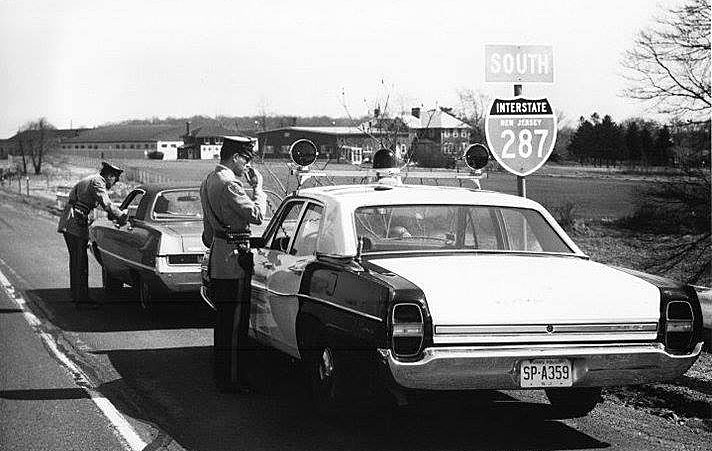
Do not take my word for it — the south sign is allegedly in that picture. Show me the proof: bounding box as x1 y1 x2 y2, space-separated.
485 98 558 177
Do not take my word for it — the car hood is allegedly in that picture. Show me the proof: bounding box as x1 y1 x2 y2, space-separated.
370 254 661 325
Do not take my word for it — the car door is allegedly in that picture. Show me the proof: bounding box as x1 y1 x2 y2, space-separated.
251 200 305 349
267 202 323 357
95 189 146 281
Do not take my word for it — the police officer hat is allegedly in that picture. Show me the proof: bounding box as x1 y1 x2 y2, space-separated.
221 136 255 161
101 161 124 177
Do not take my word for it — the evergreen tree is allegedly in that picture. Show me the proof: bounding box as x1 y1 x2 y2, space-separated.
639 126 654 165
598 115 624 164
654 125 673 166
625 122 642 162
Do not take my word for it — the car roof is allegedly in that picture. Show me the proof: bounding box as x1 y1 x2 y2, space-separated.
286 183 582 258
136 183 200 198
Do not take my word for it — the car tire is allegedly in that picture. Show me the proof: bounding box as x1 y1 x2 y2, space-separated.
307 337 348 416
133 275 152 310
545 387 602 418
102 267 123 297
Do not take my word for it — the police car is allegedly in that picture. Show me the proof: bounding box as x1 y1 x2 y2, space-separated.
201 140 704 417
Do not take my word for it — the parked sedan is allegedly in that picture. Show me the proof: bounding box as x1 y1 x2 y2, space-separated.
90 184 206 308
201 180 704 417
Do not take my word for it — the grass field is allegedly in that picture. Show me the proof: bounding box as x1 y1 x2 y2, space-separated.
80 157 653 221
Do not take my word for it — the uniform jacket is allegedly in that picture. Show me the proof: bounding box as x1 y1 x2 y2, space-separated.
57 173 125 240
201 164 267 279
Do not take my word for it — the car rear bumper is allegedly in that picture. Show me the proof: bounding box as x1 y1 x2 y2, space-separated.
378 341 703 390
155 258 201 292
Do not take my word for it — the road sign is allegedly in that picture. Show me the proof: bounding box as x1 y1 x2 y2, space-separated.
485 45 554 83
485 98 557 177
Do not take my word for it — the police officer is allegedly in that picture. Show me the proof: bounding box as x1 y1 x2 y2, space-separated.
57 162 128 307
200 136 266 392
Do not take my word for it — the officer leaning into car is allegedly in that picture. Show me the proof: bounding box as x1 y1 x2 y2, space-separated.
57 161 128 308
200 136 266 393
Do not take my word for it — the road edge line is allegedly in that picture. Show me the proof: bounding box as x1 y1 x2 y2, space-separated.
0 264 148 451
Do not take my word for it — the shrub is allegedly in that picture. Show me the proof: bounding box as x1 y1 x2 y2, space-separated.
147 151 164 160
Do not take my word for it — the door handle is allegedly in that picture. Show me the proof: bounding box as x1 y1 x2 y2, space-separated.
288 265 304 274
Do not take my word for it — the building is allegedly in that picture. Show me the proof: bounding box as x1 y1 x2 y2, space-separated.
60 125 184 159
179 124 255 160
404 107 473 158
257 126 410 163
1 128 86 159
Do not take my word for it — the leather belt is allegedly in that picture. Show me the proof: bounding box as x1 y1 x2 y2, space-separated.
214 230 250 246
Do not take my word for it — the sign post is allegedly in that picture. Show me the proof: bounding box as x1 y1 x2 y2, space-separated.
485 44 555 197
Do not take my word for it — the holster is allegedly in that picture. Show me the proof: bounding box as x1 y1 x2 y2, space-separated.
236 247 254 275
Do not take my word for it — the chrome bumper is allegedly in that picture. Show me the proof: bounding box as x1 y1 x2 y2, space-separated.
378 342 703 390
155 257 201 292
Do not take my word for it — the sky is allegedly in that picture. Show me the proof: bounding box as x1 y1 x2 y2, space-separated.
0 0 680 138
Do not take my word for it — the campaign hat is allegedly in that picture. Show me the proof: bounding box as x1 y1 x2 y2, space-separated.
101 161 124 176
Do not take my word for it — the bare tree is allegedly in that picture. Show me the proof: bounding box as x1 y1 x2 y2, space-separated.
621 0 711 284
622 0 710 122
16 118 56 175
454 87 489 142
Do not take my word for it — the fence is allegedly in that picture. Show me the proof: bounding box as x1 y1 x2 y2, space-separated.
55 152 171 184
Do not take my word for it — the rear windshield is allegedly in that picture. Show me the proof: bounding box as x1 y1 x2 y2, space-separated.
153 189 203 220
354 205 573 254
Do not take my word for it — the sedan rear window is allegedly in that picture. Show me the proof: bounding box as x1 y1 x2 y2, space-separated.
354 205 572 254
153 190 203 219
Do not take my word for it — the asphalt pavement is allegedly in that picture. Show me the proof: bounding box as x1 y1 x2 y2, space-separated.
0 190 710 451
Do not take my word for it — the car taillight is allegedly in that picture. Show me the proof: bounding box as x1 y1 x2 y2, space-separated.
664 300 694 352
391 303 424 358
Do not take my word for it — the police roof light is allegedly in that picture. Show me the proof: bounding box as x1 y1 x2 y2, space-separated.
289 139 318 167
464 143 490 171
372 148 398 170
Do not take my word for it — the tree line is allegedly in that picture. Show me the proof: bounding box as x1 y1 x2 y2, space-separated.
560 113 709 168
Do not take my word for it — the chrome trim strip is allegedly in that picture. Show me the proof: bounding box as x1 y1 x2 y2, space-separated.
432 332 658 344
435 323 658 335
363 249 586 259
97 247 156 272
299 293 383 322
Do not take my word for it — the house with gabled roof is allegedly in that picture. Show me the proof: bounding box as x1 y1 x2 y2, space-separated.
404 107 473 159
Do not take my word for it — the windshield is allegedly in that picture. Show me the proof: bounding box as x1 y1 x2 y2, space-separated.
153 189 203 220
354 204 573 254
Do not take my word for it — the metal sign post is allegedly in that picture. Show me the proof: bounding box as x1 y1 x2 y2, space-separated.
514 84 525 197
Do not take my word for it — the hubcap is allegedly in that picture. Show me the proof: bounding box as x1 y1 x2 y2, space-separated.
318 347 334 381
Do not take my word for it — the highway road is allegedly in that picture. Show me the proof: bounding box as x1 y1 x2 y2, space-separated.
1 191 710 451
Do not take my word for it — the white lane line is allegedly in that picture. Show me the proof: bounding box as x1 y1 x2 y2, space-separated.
0 264 148 451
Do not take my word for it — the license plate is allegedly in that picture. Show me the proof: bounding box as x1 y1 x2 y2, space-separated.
520 359 572 388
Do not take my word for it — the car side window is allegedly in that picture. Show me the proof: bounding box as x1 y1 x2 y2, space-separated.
269 201 305 252
291 204 323 257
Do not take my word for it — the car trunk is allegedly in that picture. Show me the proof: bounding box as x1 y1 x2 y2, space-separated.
162 222 205 253
371 254 661 344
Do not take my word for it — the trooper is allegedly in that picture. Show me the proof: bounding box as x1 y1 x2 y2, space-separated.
200 136 266 392
57 161 128 307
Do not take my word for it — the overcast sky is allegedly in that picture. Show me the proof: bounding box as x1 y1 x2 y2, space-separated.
0 0 678 138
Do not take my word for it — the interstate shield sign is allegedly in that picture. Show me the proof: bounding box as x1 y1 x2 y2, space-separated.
485 98 558 177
